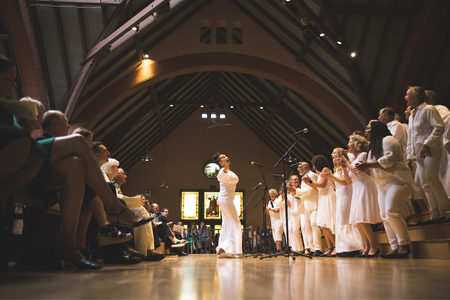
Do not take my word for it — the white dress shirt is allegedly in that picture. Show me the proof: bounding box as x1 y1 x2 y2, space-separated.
295 171 319 211
369 136 413 187
387 120 407 158
407 102 444 160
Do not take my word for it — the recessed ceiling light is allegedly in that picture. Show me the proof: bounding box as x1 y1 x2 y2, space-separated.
230 106 234 109
170 104 173 107
351 52 356 57
200 105 204 108
320 33 325 37
260 107 264 110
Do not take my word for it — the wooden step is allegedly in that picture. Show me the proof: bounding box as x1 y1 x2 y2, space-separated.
377 239 450 259
375 222 450 244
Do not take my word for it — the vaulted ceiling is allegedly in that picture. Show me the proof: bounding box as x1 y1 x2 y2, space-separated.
1 0 450 170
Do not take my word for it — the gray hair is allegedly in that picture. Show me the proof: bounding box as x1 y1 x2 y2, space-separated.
379 107 396 121
101 158 120 175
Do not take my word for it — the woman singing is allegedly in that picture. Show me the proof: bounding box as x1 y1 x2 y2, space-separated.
356 120 413 258
213 153 242 258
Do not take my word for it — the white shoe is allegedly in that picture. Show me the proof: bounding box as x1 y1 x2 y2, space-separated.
217 252 227 258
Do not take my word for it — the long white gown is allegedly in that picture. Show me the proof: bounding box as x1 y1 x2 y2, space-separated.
334 171 364 253
216 168 242 254
315 174 337 233
348 152 382 224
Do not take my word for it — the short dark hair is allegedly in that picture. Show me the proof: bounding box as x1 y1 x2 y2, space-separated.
311 155 330 172
161 208 168 213
380 107 396 121
213 153 221 163
73 127 93 139
92 141 104 154
0 55 14 73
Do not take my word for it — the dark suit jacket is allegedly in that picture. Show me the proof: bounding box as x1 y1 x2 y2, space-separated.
35 131 55 141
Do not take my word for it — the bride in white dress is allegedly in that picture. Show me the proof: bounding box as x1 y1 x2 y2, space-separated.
213 153 242 257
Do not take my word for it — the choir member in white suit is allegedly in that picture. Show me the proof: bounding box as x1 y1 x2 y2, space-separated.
213 153 242 257
292 163 322 256
265 189 283 252
356 120 413 258
405 86 450 223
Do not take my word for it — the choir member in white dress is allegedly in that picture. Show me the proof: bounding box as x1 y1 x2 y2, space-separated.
265 189 283 252
341 134 382 257
293 163 321 256
405 86 450 223
303 155 337 257
356 121 413 258
213 153 242 257
321 148 364 257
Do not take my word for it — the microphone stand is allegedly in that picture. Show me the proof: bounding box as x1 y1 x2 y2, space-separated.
246 175 279 258
260 134 312 260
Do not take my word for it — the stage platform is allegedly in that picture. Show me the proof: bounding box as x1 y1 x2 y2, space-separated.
1 254 449 299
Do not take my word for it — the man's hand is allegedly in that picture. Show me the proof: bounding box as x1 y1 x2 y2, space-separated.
420 145 431 159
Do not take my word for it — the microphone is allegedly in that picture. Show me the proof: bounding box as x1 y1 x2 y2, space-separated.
292 128 308 136
289 162 302 168
271 174 284 178
251 161 265 167
252 182 262 191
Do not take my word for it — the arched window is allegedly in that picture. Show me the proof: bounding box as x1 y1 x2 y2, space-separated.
232 28 242 44
216 27 227 44
201 26 211 44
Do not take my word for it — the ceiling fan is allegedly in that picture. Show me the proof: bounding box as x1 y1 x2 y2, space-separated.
207 118 232 129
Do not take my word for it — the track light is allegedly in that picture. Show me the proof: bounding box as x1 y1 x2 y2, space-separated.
320 32 325 37
337 36 343 45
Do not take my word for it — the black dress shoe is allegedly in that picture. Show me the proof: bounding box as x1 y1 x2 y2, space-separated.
125 247 146 259
342 250 360 257
380 252 397 259
421 219 437 226
104 252 142 264
437 217 450 224
365 249 380 258
313 250 323 257
178 251 188 256
395 249 411 258
145 251 165 261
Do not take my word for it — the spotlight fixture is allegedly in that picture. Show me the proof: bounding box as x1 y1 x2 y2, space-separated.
153 11 162 20
159 181 169 189
337 36 343 45
260 107 264 110
201 112 208 118
320 32 325 37
200 105 204 108
211 113 217 119
230 106 234 109
303 29 315 42
170 104 174 107
132 26 137 31
144 54 149 59
219 113 226 119
351 52 356 58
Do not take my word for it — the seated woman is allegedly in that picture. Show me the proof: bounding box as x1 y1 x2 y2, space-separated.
15 97 151 269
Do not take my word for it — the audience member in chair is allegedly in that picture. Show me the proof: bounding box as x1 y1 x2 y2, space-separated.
36 110 70 140
155 208 188 256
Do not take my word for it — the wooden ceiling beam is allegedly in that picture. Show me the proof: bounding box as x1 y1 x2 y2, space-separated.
259 86 287 140
30 5 55 109
293 0 373 120
296 39 312 65
355 0 373 66
150 85 168 139
77 6 88 58
54 6 72 88
331 7 416 16
62 0 133 117
101 4 108 29
82 0 168 64
224 72 273 103
30 0 123 5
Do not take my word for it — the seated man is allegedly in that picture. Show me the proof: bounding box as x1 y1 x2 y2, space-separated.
155 208 187 256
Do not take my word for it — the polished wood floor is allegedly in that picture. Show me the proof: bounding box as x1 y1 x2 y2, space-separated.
1 254 450 299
